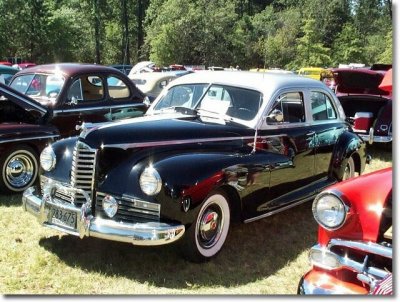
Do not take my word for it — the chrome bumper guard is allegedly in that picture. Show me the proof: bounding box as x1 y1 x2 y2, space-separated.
22 184 185 246
308 239 392 292
358 133 392 143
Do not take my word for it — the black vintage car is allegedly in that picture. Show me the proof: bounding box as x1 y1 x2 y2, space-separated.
9 63 148 137
0 83 59 193
22 71 369 262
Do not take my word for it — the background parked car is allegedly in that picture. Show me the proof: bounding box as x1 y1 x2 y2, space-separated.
0 65 18 85
22 71 368 263
0 83 59 193
298 67 327 80
9 63 148 137
326 68 392 144
129 72 179 102
298 167 392 295
109 64 133 75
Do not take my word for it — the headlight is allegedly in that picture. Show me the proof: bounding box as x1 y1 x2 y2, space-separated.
139 166 162 196
312 191 348 230
102 195 118 218
40 146 56 171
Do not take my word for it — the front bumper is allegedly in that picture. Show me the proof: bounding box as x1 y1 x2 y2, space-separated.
22 185 185 246
298 240 392 295
298 270 369 295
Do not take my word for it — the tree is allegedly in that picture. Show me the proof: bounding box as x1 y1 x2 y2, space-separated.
331 23 365 66
293 18 331 68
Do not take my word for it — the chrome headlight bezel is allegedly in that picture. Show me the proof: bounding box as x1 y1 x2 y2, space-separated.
312 190 349 230
139 166 162 196
40 146 56 171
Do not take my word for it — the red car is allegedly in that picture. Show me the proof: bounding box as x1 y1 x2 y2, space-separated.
298 167 392 294
322 68 392 144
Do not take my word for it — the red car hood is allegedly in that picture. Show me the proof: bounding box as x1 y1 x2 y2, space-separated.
331 68 391 97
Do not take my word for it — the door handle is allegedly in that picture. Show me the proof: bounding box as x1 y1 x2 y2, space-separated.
306 131 316 136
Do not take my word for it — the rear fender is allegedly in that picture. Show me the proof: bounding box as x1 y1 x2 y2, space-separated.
330 131 366 180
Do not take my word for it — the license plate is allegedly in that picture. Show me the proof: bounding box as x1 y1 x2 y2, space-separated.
49 206 77 229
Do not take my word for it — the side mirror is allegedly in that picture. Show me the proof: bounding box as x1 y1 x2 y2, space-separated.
267 109 284 123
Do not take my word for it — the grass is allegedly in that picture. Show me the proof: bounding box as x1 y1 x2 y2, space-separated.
0 144 392 295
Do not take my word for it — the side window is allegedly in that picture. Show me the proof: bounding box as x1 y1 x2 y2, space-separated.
68 76 104 103
107 76 130 99
267 92 305 124
311 91 337 121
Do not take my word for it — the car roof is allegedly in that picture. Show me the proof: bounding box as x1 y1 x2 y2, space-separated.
129 72 178 80
0 65 19 72
14 63 122 77
169 70 326 95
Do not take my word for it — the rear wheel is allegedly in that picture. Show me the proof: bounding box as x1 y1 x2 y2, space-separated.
0 146 38 193
342 156 355 181
181 191 230 262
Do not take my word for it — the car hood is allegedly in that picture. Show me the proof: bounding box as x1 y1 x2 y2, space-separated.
0 82 49 120
0 122 58 141
331 69 391 97
81 114 252 150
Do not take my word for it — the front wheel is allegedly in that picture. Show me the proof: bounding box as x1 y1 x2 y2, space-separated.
181 191 231 262
0 146 39 193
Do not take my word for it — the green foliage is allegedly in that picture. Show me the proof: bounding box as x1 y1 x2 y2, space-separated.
331 23 365 66
0 0 393 68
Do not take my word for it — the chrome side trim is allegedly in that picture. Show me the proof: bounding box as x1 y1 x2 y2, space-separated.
0 134 59 144
244 197 310 223
53 103 144 114
103 136 255 150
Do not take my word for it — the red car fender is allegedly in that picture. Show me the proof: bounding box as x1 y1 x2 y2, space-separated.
318 168 392 245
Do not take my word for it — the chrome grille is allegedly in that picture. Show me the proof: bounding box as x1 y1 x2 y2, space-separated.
71 141 97 206
96 192 160 223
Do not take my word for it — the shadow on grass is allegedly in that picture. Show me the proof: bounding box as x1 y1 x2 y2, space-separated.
0 193 22 207
39 202 317 289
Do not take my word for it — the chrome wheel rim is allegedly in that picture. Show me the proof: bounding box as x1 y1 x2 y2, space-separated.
5 154 35 188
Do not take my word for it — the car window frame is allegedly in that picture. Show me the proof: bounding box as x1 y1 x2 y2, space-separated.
261 89 308 130
106 74 132 101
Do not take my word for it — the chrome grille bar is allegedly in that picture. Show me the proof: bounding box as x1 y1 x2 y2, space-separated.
71 142 97 206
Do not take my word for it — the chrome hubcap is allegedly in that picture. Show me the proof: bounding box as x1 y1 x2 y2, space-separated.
198 208 222 248
5 154 34 188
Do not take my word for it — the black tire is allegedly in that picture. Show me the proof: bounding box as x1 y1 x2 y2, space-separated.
180 190 231 263
342 156 355 181
0 146 39 193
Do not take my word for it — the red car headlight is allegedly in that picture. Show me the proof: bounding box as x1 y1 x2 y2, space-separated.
312 191 349 230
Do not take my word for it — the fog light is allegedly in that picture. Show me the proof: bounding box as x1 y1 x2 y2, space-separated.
102 195 118 218
309 248 341 270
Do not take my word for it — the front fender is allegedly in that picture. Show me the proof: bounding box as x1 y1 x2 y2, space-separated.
330 131 367 180
100 150 289 225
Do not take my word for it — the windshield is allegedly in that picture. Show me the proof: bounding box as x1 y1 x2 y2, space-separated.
152 83 262 122
10 74 65 102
